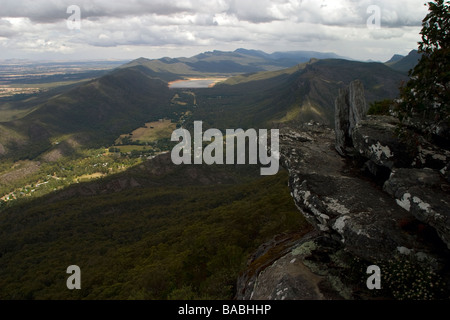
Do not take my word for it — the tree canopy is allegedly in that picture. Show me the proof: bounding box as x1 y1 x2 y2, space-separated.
399 0 449 122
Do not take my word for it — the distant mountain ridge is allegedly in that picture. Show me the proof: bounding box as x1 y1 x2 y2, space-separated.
385 54 405 64
234 48 344 61
385 50 422 74
122 49 345 79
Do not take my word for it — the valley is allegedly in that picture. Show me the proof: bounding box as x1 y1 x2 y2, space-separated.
0 51 409 204
0 48 423 300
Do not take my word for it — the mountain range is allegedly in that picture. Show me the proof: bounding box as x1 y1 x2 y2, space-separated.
121 48 344 79
0 48 416 162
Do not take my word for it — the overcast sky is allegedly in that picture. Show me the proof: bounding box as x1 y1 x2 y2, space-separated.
0 0 429 62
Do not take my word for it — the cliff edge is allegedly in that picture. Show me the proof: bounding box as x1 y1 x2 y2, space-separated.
236 80 450 300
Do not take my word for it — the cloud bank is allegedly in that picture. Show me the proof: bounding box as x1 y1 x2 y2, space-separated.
0 0 429 61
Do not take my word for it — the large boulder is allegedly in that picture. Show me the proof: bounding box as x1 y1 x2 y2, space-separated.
352 115 450 180
384 168 450 249
352 115 411 180
237 81 450 300
280 123 437 261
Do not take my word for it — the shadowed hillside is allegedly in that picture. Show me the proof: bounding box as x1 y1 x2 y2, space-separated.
193 59 408 129
0 155 310 300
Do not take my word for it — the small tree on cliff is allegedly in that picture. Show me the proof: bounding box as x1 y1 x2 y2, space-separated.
398 0 449 122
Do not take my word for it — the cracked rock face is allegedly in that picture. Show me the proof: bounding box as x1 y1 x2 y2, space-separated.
237 121 449 301
352 115 412 172
384 168 450 249
352 115 450 181
352 115 450 249
280 123 433 261
237 80 449 300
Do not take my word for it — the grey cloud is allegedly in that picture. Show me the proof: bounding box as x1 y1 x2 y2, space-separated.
0 0 426 28
0 0 429 62
0 0 232 23
0 0 198 22
225 0 284 23
0 0 71 23
0 19 16 37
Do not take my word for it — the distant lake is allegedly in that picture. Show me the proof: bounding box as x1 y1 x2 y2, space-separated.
168 78 226 89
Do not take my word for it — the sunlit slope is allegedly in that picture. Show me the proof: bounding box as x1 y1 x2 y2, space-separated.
193 59 408 129
2 67 173 159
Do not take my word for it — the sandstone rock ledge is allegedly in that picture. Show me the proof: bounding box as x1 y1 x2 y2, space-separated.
236 82 450 300
237 122 449 300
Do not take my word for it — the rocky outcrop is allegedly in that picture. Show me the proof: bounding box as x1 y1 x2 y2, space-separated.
335 80 367 156
352 116 409 170
236 82 450 300
237 121 450 300
351 117 450 248
280 123 430 260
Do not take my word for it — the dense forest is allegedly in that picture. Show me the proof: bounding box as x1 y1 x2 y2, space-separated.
0 162 310 299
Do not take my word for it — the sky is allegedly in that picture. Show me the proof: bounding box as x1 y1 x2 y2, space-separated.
0 0 430 62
